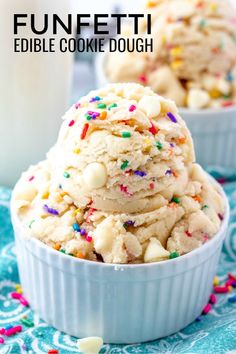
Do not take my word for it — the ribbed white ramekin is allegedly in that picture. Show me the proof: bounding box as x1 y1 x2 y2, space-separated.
11 177 229 344
180 107 236 169
95 51 236 169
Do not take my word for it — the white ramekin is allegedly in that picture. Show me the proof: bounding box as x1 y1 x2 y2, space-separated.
11 176 229 344
95 51 236 169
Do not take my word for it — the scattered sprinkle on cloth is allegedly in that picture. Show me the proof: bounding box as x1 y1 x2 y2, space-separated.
1 167 236 353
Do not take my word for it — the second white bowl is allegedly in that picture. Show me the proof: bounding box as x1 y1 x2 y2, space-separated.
95 51 236 169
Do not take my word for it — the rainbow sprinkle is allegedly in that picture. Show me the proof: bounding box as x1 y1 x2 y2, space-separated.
129 104 136 112
63 172 70 178
123 220 135 229
134 170 147 177
171 197 180 204
89 96 101 103
121 160 129 170
28 176 34 182
156 142 163 150
68 119 75 127
169 251 179 259
43 205 59 216
108 103 117 110
122 131 131 138
81 123 89 140
97 103 107 109
167 112 177 123
73 223 80 232
149 121 158 135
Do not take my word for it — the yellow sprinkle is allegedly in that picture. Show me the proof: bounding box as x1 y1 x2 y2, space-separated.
73 148 81 154
42 191 49 199
210 2 217 12
144 138 152 149
209 88 221 99
170 46 183 57
146 0 158 8
213 276 219 286
228 286 233 292
74 208 81 215
162 35 167 45
171 60 183 70
15 284 23 294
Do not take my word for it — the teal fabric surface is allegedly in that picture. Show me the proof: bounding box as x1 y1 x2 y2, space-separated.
0 171 236 353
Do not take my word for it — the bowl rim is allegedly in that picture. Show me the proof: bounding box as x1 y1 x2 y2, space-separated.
11 173 230 270
95 51 236 116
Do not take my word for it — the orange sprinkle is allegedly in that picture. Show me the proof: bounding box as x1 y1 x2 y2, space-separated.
177 137 186 144
53 244 61 251
60 191 68 197
169 202 178 208
193 195 202 203
100 111 107 120
168 148 174 157
173 171 179 178
75 252 85 259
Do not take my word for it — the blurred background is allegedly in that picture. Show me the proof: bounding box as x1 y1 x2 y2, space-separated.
0 0 144 187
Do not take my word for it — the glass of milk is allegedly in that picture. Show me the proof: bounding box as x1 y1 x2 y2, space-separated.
0 0 73 187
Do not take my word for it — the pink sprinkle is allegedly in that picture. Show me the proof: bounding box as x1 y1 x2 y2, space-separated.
228 273 236 282
129 105 136 112
28 176 34 182
75 102 81 109
185 231 192 237
149 121 158 135
69 119 75 127
0 329 5 335
149 182 155 190
209 294 217 304
202 303 212 315
217 178 226 185
214 286 229 293
138 74 147 84
203 235 209 243
11 292 21 299
19 296 29 307
225 279 233 287
120 184 133 197
0 337 4 344
85 235 93 243
5 326 22 336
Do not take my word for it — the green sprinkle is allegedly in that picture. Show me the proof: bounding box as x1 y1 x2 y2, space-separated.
121 160 129 170
169 251 179 259
171 197 180 204
63 171 70 178
60 249 66 253
122 132 131 138
156 142 163 150
108 103 117 110
29 220 35 229
97 103 107 109
21 318 34 327
85 114 91 121
202 205 209 210
199 18 207 28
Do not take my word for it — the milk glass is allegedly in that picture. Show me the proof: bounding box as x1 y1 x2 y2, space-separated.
0 0 73 187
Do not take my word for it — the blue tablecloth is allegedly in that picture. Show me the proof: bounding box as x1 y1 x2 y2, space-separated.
0 169 236 353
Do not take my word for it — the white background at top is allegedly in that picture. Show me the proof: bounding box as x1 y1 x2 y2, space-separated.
75 0 236 13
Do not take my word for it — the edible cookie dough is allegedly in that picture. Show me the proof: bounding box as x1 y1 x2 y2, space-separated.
13 83 225 264
106 0 236 109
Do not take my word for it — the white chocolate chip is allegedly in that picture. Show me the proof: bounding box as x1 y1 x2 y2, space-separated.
187 89 210 109
83 163 107 189
144 238 170 263
77 337 103 354
14 183 37 203
217 79 231 95
138 95 161 118
170 0 195 18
